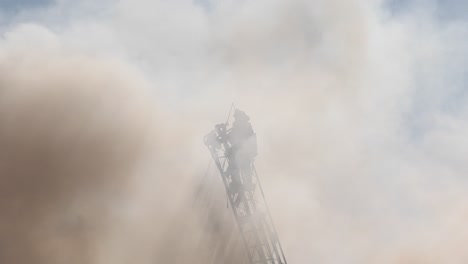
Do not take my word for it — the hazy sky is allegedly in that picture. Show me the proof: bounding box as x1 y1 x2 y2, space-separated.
0 0 53 10
2 0 468 15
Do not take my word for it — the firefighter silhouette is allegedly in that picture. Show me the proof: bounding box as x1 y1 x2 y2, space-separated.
226 109 257 207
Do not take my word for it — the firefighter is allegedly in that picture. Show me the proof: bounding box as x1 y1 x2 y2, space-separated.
227 109 257 207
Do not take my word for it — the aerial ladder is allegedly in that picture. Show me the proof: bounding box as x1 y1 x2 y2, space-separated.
204 106 288 264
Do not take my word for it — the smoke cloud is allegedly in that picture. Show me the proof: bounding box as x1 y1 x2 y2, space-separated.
1 0 468 263
0 27 159 263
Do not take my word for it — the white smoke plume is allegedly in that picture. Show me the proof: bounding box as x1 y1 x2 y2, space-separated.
1 0 468 263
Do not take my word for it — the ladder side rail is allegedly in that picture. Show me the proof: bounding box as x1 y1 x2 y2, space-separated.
257 217 278 263
260 214 283 263
253 166 288 264
245 201 276 263
245 176 283 263
238 196 269 263
207 147 254 264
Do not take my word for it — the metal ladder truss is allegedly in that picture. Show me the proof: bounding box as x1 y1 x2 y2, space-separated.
204 121 287 264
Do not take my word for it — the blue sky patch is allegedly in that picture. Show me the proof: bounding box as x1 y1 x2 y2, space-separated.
0 0 54 11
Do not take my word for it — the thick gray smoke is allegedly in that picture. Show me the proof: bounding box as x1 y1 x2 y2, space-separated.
1 0 468 263
0 43 159 263
0 23 235 264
